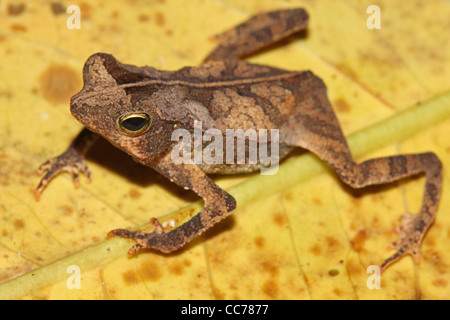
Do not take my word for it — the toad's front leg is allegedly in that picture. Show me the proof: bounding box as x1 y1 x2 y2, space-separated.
108 151 236 254
36 128 98 200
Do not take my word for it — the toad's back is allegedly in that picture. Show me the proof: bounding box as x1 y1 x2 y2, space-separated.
120 58 327 135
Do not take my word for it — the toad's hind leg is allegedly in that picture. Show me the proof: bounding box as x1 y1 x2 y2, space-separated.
109 151 236 255
284 73 442 272
204 8 309 62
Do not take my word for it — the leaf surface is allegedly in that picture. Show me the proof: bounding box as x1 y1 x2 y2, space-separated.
0 0 449 299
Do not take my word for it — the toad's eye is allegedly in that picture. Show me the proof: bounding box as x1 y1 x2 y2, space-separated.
116 113 152 136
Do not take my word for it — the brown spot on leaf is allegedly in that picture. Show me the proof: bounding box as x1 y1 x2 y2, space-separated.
284 192 293 201
432 278 447 288
262 279 279 298
140 261 162 281
138 14 149 22
333 98 351 113
309 243 322 255
0 89 12 99
59 205 73 216
110 10 119 19
423 250 443 271
346 259 362 275
39 65 81 104
254 236 265 248
128 188 142 199
10 24 27 32
168 262 184 276
351 229 367 252
326 236 341 251
328 269 339 277
122 270 138 285
272 212 287 227
78 2 91 20
332 288 342 296
183 258 191 267
261 259 279 277
51 2 65 15
215 287 224 300
155 11 165 26
13 219 24 230
8 3 25 15
424 234 436 247
229 284 238 293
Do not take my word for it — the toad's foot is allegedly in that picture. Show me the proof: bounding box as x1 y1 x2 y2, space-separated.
380 213 429 272
108 218 167 255
35 148 91 201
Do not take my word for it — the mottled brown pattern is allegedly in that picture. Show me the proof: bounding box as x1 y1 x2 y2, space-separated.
215 88 275 131
36 8 442 272
8 3 25 15
251 83 296 116
204 8 309 62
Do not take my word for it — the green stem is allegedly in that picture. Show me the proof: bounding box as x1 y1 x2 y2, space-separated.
1 91 449 299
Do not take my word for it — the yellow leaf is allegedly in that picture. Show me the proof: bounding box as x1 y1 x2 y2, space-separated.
0 0 449 299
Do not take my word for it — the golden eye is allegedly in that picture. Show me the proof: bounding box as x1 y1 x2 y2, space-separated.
116 113 152 136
